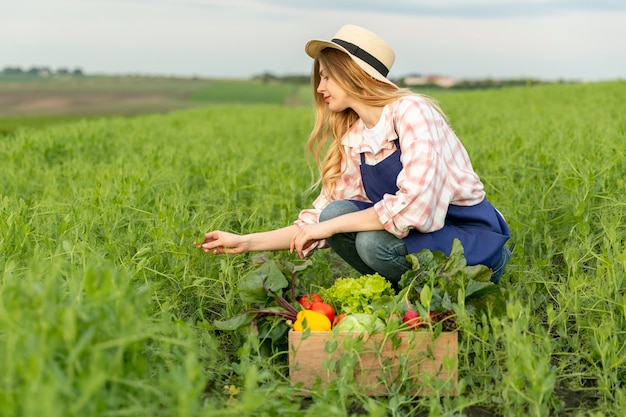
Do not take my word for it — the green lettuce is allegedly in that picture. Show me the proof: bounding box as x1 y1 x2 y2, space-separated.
321 273 395 315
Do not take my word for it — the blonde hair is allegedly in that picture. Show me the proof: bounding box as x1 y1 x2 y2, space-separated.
306 48 446 198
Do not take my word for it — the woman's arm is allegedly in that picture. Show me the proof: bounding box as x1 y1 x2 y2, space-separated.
197 207 384 258
195 224 301 254
374 96 483 237
290 207 383 258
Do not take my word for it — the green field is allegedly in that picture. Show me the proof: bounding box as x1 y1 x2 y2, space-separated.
1 78 626 416
0 76 311 134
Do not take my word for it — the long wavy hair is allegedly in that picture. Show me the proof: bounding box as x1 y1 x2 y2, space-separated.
306 48 445 198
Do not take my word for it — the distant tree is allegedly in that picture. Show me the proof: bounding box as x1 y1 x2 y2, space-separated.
252 71 278 84
24 66 52 76
1 65 87 77
280 74 310 85
392 78 407 88
2 66 24 75
250 73 310 85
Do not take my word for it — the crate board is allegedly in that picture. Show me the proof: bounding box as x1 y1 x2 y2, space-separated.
288 330 458 396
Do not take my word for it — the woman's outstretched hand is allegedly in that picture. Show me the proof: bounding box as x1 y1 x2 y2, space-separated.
194 231 247 255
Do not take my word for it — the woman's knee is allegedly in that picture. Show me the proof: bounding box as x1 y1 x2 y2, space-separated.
319 200 359 222
355 231 411 280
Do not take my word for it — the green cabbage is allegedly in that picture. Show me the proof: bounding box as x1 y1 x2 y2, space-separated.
321 273 394 315
334 313 386 333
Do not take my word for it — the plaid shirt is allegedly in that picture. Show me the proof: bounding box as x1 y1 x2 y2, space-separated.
297 95 485 240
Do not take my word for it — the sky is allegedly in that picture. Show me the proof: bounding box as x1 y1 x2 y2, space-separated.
2 0 625 82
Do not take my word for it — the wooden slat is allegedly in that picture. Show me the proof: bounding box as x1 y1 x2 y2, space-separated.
288 330 458 396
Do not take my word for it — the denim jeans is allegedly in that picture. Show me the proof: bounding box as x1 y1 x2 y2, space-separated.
320 200 510 286
320 200 411 288
489 244 512 284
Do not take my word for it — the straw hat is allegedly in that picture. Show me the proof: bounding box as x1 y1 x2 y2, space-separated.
305 24 396 86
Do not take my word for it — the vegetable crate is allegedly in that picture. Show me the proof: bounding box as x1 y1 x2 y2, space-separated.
288 330 458 396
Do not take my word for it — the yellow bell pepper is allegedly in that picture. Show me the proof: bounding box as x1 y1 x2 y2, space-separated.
293 310 331 332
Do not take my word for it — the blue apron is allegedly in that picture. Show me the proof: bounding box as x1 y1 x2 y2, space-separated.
351 140 510 270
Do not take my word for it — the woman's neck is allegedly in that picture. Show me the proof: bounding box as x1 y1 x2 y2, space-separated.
352 103 383 129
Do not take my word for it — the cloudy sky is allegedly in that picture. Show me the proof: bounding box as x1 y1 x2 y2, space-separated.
2 0 624 81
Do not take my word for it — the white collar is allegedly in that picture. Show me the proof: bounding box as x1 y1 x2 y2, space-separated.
342 102 397 153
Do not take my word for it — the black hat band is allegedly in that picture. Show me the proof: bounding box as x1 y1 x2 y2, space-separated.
331 38 389 77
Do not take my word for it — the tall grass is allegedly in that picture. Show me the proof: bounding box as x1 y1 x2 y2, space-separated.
0 81 625 416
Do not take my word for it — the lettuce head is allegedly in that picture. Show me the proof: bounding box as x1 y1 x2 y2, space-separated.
321 273 395 315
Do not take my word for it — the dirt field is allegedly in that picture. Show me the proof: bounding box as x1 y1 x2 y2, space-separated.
0 76 216 117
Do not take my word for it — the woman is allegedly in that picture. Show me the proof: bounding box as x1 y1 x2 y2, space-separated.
195 24 511 286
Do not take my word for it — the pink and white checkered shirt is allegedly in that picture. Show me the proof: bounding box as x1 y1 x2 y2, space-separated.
297 95 485 240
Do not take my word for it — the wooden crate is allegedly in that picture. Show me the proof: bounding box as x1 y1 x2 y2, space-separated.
288 330 458 396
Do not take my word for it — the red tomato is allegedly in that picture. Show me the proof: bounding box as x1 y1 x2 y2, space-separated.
333 313 346 327
310 301 335 323
298 294 323 310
